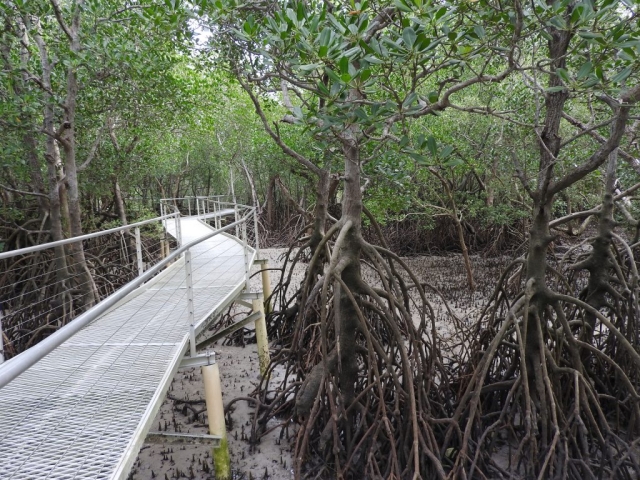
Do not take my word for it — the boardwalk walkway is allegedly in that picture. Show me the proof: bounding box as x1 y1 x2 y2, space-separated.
0 212 254 479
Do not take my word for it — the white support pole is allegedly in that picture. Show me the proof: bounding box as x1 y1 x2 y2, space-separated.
252 298 270 377
202 356 231 480
134 227 143 276
261 259 272 315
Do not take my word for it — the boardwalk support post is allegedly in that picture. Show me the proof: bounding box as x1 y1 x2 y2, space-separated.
202 354 231 480
134 227 143 276
252 298 270 377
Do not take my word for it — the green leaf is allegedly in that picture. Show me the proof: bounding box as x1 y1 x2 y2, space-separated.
299 63 323 72
409 152 428 164
393 0 413 13
555 68 570 82
434 6 447 20
548 15 567 30
440 145 454 159
339 56 349 74
578 31 603 40
426 136 437 156
297 2 304 21
403 92 417 109
354 108 368 120
612 66 632 84
319 27 332 46
576 61 593 80
402 27 417 49
324 67 342 83
581 77 599 88
443 157 464 168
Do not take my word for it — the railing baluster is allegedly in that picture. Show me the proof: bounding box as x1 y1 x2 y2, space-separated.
253 208 260 257
234 204 239 238
135 227 143 276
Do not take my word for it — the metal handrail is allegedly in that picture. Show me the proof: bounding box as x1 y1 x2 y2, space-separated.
0 213 253 390
0 212 179 261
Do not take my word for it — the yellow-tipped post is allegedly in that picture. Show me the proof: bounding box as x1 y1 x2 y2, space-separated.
252 298 270 377
202 361 231 480
260 260 273 314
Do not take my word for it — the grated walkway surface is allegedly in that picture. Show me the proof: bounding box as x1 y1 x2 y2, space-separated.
0 214 253 479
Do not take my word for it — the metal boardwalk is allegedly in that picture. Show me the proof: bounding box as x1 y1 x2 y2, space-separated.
0 213 254 479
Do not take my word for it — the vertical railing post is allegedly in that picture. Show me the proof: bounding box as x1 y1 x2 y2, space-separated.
135 227 143 276
175 212 182 248
185 249 196 354
213 197 219 230
217 196 222 230
174 210 179 245
0 308 5 364
234 204 239 238
241 221 250 290
253 208 260 258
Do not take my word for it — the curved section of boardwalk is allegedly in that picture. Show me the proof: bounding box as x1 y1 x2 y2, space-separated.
0 214 253 479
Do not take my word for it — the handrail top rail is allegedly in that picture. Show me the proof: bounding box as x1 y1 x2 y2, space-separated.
159 196 254 210
0 212 180 261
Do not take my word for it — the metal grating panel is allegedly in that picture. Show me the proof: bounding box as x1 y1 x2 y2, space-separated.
0 214 255 479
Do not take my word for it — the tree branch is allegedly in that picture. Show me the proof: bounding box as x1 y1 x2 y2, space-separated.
236 75 321 176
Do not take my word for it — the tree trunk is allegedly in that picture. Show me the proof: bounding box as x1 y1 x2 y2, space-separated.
266 175 276 227
59 14 97 309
